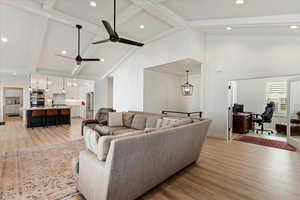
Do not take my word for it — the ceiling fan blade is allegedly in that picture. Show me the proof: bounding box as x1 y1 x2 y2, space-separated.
119 38 144 47
56 54 75 60
102 20 116 37
82 58 100 62
92 39 110 45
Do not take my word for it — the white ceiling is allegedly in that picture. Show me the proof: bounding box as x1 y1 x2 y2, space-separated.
1 0 300 79
163 0 300 21
147 59 202 76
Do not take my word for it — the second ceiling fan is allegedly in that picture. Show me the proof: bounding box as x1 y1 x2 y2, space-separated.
92 0 144 47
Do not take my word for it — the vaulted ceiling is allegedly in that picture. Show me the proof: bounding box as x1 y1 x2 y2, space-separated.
1 0 300 79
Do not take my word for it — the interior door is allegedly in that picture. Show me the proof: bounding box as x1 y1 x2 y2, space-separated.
287 77 300 150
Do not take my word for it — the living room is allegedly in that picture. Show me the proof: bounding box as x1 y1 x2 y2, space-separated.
1 0 300 200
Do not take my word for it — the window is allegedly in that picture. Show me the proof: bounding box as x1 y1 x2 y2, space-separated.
265 82 288 115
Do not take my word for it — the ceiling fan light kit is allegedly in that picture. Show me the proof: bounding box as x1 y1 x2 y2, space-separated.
92 0 144 47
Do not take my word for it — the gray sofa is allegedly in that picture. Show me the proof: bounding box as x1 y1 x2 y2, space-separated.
77 111 211 200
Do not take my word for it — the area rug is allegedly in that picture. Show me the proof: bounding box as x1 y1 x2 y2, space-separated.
0 139 85 200
234 136 296 152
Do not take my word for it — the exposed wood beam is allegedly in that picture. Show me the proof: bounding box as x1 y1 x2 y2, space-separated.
30 17 49 72
30 0 56 72
129 0 189 28
190 14 300 27
43 0 56 10
0 0 104 35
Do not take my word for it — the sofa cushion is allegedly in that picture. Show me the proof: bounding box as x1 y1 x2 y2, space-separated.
112 127 138 135
122 112 135 128
97 130 144 161
94 125 112 135
144 128 159 133
145 116 162 128
108 112 123 127
131 114 147 130
171 118 193 127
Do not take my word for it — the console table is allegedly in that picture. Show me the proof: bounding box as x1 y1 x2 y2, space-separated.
161 111 202 118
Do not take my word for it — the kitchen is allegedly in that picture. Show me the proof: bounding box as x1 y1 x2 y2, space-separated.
0 73 95 128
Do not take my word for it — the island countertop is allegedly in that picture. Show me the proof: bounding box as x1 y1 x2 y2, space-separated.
25 106 71 111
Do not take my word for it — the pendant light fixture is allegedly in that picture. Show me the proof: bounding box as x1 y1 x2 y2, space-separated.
181 70 194 96
62 78 65 93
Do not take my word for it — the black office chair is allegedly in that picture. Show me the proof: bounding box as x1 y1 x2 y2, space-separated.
252 102 275 135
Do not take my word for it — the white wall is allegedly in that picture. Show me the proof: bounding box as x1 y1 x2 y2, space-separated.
94 79 109 111
112 29 205 112
144 70 183 113
204 34 300 138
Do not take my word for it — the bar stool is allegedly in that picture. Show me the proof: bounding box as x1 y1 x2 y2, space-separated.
59 109 71 125
46 109 58 127
31 110 46 128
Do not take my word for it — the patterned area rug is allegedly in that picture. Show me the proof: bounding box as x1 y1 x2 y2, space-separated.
0 140 85 200
234 136 296 151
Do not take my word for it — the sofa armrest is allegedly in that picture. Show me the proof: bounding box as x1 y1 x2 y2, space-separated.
81 120 98 136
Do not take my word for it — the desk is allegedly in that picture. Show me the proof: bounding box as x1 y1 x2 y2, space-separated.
232 113 253 134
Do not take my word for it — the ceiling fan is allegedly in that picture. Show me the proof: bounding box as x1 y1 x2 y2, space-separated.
92 0 144 47
56 24 100 65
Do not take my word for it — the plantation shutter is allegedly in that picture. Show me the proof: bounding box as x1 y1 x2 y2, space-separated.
265 82 288 115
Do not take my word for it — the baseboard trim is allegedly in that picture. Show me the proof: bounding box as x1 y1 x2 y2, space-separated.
0 122 5 126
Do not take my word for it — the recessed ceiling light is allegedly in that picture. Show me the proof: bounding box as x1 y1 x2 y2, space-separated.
290 25 299 29
100 58 105 62
236 0 244 4
226 27 232 30
12 72 17 76
139 24 145 29
90 1 97 7
61 50 67 54
1 37 8 42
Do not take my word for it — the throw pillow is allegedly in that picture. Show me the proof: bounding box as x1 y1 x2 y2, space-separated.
145 116 162 128
122 112 135 127
172 118 193 127
131 114 148 130
97 130 144 161
108 112 123 127
155 119 163 128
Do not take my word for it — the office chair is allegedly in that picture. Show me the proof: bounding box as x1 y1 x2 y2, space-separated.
252 102 275 135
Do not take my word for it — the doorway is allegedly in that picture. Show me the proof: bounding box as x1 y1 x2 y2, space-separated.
227 76 292 142
3 87 23 121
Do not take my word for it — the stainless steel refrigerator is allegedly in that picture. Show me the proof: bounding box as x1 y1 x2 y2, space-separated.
86 92 94 119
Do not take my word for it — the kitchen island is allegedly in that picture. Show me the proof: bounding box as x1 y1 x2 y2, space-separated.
25 106 71 128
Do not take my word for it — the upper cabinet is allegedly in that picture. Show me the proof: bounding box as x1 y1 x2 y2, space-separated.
30 75 95 100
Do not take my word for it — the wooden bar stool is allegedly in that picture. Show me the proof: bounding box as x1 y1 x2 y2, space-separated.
31 110 46 128
59 109 71 125
46 109 58 127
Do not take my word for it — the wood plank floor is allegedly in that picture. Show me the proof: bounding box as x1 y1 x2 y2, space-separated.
1 117 300 200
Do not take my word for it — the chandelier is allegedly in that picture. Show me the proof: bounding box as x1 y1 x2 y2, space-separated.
181 70 194 96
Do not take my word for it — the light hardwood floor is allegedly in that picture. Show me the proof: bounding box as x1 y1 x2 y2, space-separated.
1 117 300 200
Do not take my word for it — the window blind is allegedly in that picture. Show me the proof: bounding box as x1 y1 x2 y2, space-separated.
265 82 287 115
